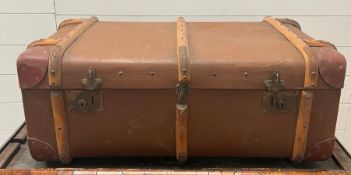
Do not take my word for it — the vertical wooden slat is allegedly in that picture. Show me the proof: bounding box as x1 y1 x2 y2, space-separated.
264 16 319 162
47 17 99 164
292 90 314 162
50 90 71 163
176 17 191 83
175 104 188 162
175 17 190 162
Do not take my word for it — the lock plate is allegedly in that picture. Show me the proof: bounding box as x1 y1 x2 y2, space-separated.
66 90 103 112
262 91 299 113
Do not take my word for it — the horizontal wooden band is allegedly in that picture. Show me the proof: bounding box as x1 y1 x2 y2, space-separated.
263 16 318 88
49 16 99 88
50 90 72 163
291 90 314 163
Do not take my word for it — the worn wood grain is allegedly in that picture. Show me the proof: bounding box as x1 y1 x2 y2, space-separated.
0 143 20 168
292 90 314 162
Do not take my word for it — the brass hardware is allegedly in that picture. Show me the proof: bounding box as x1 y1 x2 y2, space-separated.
176 83 190 105
263 70 298 112
68 67 104 112
81 67 103 90
66 90 103 112
264 70 284 92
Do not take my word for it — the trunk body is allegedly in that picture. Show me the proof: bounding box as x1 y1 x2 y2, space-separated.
17 17 346 162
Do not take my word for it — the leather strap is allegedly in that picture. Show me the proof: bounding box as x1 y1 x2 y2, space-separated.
175 17 191 162
263 16 327 163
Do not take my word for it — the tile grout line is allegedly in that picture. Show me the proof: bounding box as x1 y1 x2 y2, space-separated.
53 0 58 30
54 14 351 17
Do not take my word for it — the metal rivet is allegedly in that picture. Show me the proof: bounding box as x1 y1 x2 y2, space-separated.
150 71 155 76
212 72 217 77
118 71 123 76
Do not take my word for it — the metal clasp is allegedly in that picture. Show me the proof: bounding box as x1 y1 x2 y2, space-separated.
81 67 103 90
263 70 298 113
264 70 284 92
66 67 103 112
176 82 190 105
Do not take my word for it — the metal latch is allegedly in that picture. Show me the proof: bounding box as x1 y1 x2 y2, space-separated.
81 67 103 90
176 82 190 105
66 68 103 112
262 70 298 113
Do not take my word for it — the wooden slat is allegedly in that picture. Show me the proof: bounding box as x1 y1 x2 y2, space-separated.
48 16 98 88
0 142 20 168
176 17 191 83
175 17 190 162
50 91 71 164
56 15 351 47
264 16 317 88
292 90 314 162
333 141 351 171
175 104 188 162
12 124 27 144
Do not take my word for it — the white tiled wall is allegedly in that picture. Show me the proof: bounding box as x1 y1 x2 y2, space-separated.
0 0 350 152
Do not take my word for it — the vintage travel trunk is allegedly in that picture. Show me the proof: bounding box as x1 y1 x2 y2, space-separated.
17 16 346 163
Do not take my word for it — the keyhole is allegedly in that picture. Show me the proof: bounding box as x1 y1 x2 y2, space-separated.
277 99 286 109
77 99 87 108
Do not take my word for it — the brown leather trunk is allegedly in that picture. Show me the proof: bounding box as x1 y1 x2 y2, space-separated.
16 16 346 163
